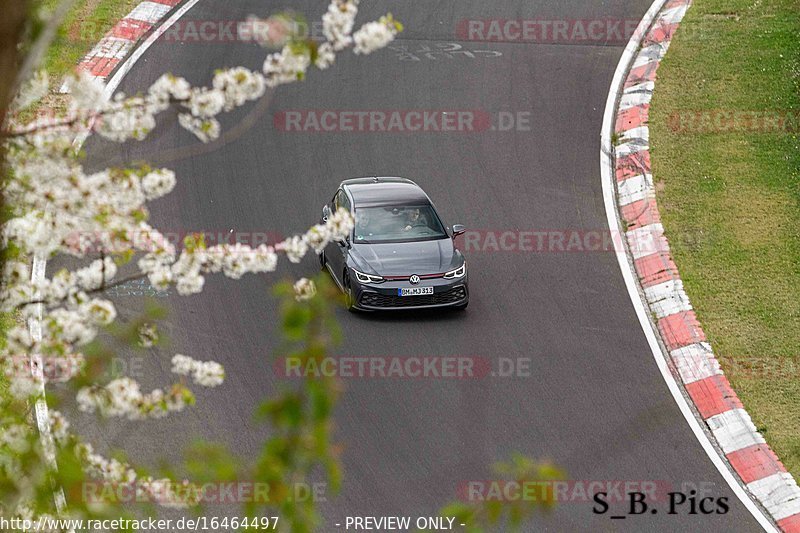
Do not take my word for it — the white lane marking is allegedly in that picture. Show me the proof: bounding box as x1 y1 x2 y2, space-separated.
670 343 722 384
28 256 67 513
747 474 800 521
600 0 776 530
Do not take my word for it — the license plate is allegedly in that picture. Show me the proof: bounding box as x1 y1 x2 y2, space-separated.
398 287 433 296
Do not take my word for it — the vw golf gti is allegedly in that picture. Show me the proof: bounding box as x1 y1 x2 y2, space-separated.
320 177 468 311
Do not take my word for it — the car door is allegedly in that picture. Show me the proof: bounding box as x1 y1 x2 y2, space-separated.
323 188 350 287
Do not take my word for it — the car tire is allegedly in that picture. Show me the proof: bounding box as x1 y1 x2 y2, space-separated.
319 250 326 270
454 300 468 311
343 271 357 312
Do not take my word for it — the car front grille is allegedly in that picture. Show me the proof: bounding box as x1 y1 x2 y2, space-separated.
360 286 467 308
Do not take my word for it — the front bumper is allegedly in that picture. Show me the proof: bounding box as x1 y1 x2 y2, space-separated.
352 275 468 311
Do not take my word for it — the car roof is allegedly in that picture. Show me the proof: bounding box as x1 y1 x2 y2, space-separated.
341 177 431 208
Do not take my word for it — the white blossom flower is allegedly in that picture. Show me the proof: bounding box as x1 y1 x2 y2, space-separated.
11 70 49 110
263 46 311 88
212 67 266 111
141 169 177 200
148 73 192 103
81 299 117 325
304 224 330 253
315 42 336 69
293 278 317 301
0 424 32 454
0 2 401 512
171 354 224 387
66 70 108 113
278 235 308 263
178 113 221 142
353 16 400 55
175 270 205 295
193 361 225 387
48 410 70 443
187 87 225 118
138 323 159 348
322 0 359 51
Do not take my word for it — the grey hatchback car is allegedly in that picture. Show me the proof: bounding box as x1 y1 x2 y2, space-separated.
320 177 468 311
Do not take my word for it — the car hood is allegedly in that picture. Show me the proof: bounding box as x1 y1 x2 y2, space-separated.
349 239 462 276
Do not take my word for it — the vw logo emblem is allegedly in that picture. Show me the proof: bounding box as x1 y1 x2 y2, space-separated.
409 274 421 285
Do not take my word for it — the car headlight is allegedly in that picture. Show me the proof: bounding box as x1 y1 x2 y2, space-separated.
443 262 466 279
353 269 385 284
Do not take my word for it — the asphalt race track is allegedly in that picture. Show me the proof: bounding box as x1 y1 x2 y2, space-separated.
68 0 764 530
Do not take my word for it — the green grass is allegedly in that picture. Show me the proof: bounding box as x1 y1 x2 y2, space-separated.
650 0 800 481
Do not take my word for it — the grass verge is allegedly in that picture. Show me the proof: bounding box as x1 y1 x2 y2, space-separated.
650 0 800 480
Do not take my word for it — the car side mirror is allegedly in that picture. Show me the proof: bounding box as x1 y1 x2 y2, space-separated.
452 224 466 238
322 204 330 222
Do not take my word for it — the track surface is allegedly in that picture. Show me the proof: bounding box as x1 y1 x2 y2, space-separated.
69 0 763 530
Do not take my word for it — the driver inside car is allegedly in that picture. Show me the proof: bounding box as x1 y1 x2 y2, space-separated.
402 207 429 232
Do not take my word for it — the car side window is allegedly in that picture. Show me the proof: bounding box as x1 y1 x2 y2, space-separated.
334 189 351 212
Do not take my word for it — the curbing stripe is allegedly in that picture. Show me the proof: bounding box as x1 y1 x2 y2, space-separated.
748 474 800 522
616 150 652 181
87 36 134 59
635 251 679 287
643 279 693 318
657 310 706 350
62 0 184 89
616 103 650 131
669 342 721 384
626 223 668 260
730 445 789 485
685 374 744 419
625 61 660 88
111 18 154 41
607 0 800 528
708 409 766 455
778 513 800 532
600 0 779 528
620 197 660 229
631 44 666 68
127 1 173 24
617 172 654 205
619 81 655 110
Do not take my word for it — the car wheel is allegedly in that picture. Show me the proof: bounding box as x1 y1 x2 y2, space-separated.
343 271 357 312
454 300 468 311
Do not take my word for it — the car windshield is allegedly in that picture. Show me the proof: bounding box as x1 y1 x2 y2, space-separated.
353 205 447 243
